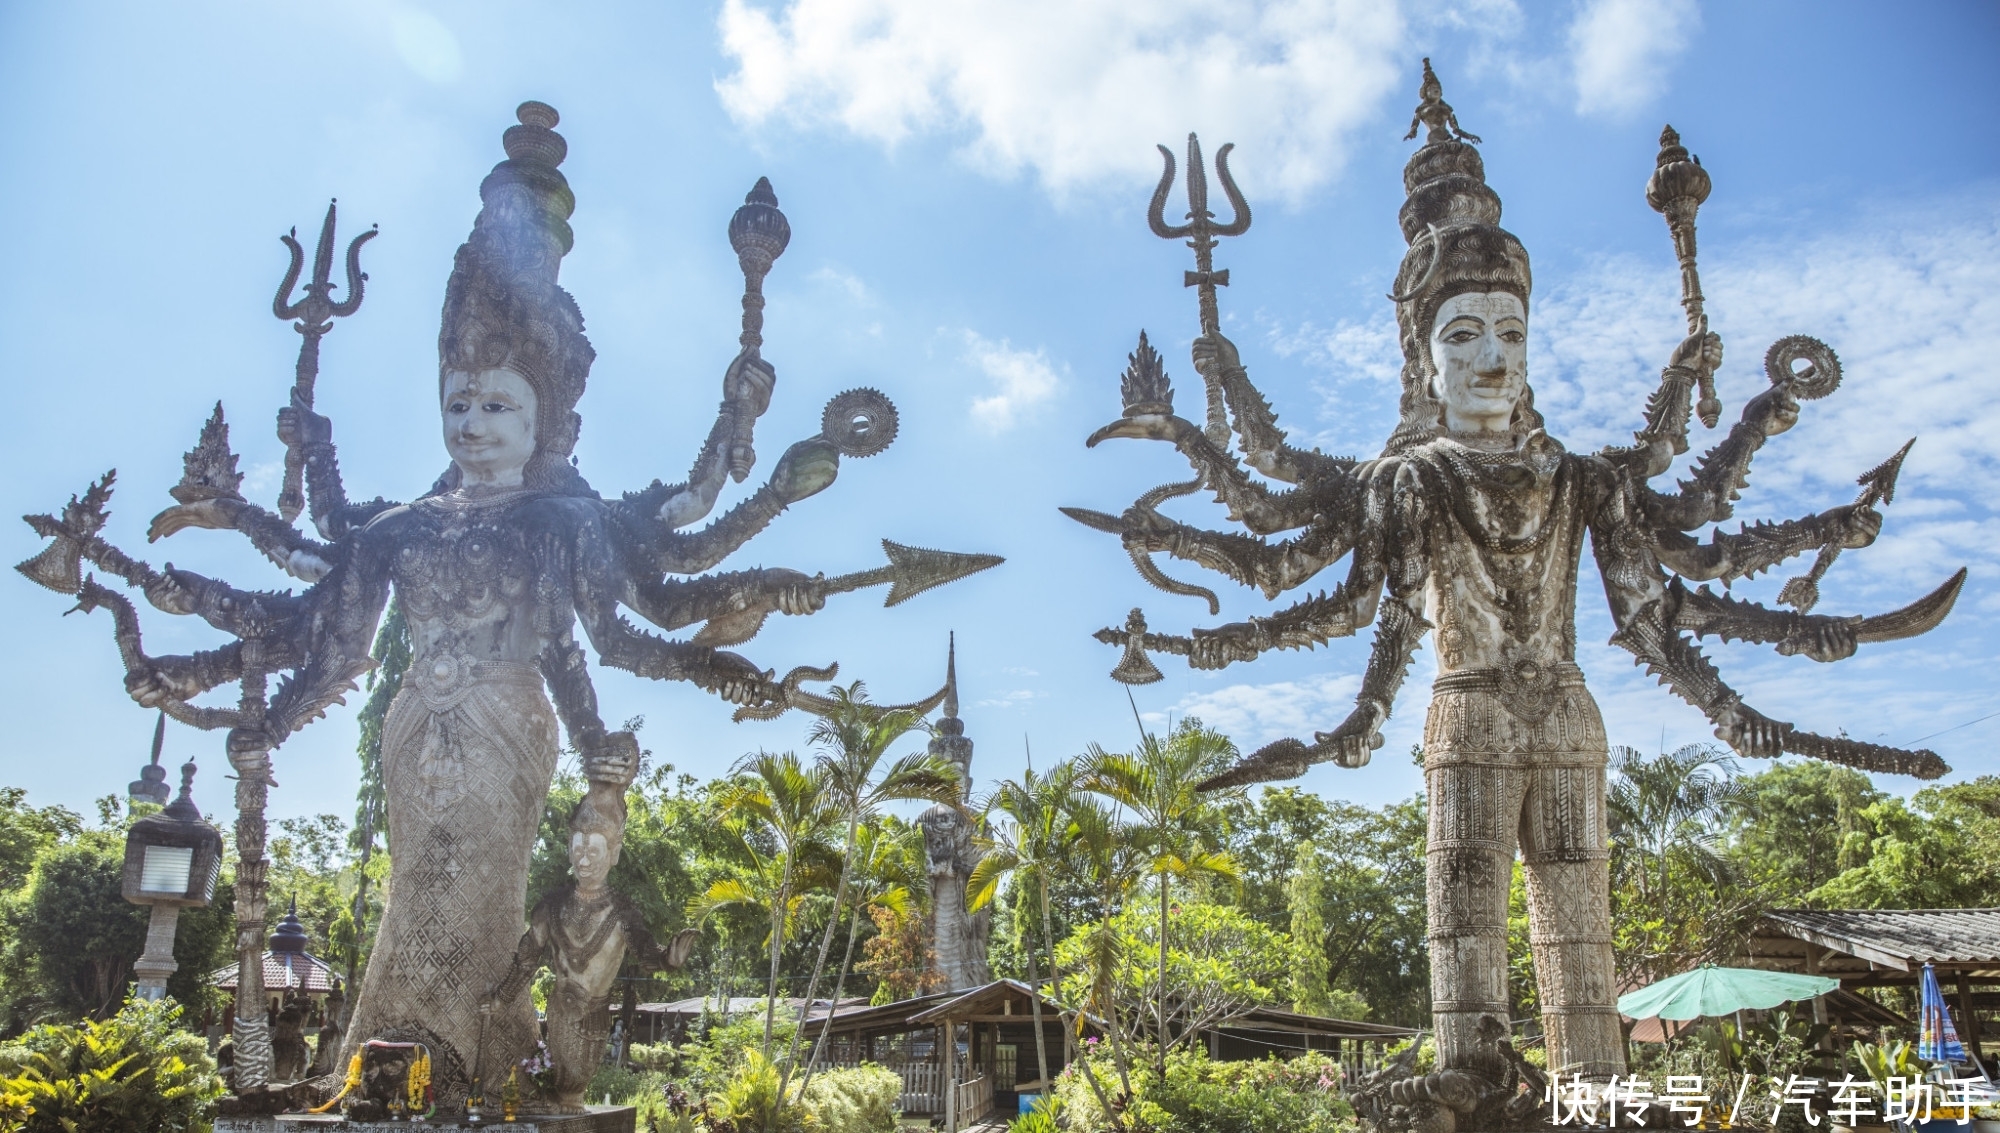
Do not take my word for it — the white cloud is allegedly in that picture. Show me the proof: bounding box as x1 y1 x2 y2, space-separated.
810 265 873 304
715 0 1408 200
963 330 1062 432
1169 671 1364 752
1567 0 1699 118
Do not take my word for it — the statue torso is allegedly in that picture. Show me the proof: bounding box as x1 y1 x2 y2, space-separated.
1400 433 1599 676
368 490 597 672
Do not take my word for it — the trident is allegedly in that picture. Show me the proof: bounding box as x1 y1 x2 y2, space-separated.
1148 134 1251 448
272 200 376 522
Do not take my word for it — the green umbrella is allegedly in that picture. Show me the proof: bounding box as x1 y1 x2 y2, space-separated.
1618 965 1840 1021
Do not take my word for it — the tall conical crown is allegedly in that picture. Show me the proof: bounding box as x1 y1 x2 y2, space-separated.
436 101 597 495
1383 60 1539 454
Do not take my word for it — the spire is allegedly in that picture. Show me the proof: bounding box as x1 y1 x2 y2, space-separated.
128 712 172 807
943 631 959 720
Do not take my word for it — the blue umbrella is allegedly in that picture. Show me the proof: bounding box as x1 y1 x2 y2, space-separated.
1918 962 1965 1063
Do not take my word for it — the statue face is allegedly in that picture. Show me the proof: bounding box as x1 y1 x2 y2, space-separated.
1430 291 1527 434
442 368 538 487
569 830 615 890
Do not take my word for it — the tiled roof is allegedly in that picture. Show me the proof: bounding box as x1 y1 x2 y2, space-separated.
1760 908 2000 968
210 951 341 994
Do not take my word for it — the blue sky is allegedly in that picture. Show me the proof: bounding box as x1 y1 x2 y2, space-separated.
2 1 1995 828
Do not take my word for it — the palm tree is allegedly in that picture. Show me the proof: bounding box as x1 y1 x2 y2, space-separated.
1059 793 1147 1118
1077 722 1241 1076
780 683 959 1093
968 763 1075 1092
1607 743 1740 908
800 815 926 1087
709 751 841 1055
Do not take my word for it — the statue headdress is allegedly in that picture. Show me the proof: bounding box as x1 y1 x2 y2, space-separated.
570 783 627 857
435 100 597 495
1384 59 1539 454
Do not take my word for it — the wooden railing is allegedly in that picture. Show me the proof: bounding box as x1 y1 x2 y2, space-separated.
822 1058 940 1113
951 1073 994 1129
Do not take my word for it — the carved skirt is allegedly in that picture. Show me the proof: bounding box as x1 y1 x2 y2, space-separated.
343 659 558 1101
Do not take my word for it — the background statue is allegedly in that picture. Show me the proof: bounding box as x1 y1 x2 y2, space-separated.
488 783 700 1113
16 101 997 1102
918 637 991 991
1066 60 1960 1116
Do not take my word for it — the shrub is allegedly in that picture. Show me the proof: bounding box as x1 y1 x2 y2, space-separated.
0 996 224 1133
1052 1045 1356 1133
705 1049 806 1133
802 1063 900 1133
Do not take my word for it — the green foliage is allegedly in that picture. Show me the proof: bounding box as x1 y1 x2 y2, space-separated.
1052 1046 1356 1133
1807 777 2000 909
664 1007 800 1099
1215 788 1429 1027
1054 901 1287 1051
1726 759 1883 898
0 791 82 895
10 834 147 1021
0 996 223 1133
1007 1094 1063 1133
800 1063 900 1133
1286 841 1332 1016
705 1048 807 1133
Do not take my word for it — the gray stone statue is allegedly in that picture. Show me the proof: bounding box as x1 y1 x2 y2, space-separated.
16 101 998 1101
1066 59 1962 1123
919 638 991 992
489 783 699 1113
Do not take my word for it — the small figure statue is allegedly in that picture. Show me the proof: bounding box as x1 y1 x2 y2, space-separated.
269 990 311 1082
307 984 345 1078
488 784 699 1113
918 638 991 991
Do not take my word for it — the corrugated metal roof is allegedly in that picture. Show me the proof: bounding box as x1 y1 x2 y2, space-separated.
210 951 341 994
1762 909 2000 968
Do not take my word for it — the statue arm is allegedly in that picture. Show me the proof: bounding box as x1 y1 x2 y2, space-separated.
1649 504 1881 584
618 435 843 575
1634 377 1802 532
488 920 548 1009
649 353 778 532
261 534 393 740
538 635 642 787
1592 473 1947 778
620 568 825 646
1193 333 1358 488
1598 329 1720 480
1083 487 1362 600
1084 409 1322 536
569 514 780 709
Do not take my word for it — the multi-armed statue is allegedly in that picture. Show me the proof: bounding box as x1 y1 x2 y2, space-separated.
17 102 998 1105
1067 60 1961 1117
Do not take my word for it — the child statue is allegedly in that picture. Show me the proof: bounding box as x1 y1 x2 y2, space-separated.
488 783 699 1113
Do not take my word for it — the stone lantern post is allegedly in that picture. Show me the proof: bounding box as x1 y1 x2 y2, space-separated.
121 716 223 1001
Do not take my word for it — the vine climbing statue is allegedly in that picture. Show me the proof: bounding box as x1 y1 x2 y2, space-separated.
1065 59 1961 1119
16 102 999 1107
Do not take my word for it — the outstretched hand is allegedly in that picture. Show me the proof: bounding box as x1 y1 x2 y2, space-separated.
1669 328 1723 375
698 649 777 707
1314 702 1387 769
769 438 840 505
1714 701 1792 758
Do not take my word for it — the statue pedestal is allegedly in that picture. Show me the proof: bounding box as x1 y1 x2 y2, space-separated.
215 1107 636 1133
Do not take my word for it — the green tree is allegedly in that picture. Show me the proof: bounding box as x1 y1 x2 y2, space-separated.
1053 902 1288 1056
1077 719 1241 1076
704 752 840 1056
787 684 954 1093
12 835 147 1021
342 596 407 1004
969 761 1081 1092
0 790 82 895
1808 778 2000 910
1286 841 1333 1016
1725 760 1884 899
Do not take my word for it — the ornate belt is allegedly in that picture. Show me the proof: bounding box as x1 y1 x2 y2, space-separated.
408 653 544 711
1433 659 1583 723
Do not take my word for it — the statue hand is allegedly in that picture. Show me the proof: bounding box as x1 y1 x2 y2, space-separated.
1713 702 1791 758
1670 329 1723 375
763 568 826 617
141 566 202 616
1191 333 1242 378
664 928 700 970
1187 622 1258 670
770 438 839 505
1777 618 1859 663
1826 503 1883 550
276 398 333 448
1741 381 1801 437
698 650 775 706
1314 703 1386 769
1117 506 1176 555
724 352 777 419
584 731 641 787
125 656 204 707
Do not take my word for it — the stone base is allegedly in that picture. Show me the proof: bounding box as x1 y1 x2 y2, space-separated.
216 1106 636 1133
